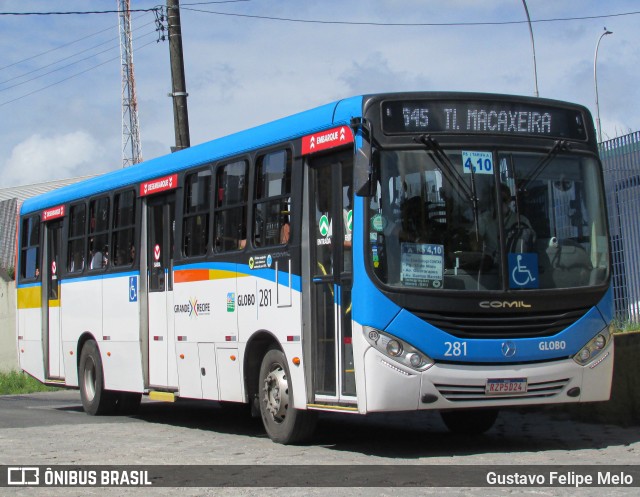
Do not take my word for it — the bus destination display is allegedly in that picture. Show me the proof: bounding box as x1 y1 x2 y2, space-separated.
381 100 587 140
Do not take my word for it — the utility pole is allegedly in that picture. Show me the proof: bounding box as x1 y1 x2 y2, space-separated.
167 0 190 151
118 0 143 166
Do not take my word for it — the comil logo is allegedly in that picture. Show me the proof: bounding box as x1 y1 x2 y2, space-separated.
479 300 532 309
8 467 40 485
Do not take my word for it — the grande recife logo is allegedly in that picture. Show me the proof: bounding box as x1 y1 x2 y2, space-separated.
302 126 354 155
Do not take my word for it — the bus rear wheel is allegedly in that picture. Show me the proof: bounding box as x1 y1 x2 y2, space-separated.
79 340 117 415
440 409 499 435
258 348 317 444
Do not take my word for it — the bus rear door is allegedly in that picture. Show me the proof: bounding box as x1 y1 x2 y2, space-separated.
146 192 177 389
44 219 63 379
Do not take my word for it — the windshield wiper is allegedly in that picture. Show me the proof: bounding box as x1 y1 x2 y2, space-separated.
415 134 480 237
518 139 569 193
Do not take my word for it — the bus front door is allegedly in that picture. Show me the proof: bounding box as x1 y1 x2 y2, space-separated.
308 152 355 402
44 219 63 379
146 194 177 389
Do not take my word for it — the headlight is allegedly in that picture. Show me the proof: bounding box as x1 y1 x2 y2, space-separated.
386 340 403 357
364 327 434 371
573 327 612 366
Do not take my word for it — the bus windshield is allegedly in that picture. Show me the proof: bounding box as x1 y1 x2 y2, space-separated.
367 148 609 292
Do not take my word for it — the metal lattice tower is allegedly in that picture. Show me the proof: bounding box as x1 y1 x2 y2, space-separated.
118 0 143 167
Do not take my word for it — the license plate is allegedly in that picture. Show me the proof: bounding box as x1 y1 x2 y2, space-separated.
485 378 528 395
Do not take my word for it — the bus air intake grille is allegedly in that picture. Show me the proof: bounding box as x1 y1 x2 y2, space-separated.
414 308 590 338
434 378 570 402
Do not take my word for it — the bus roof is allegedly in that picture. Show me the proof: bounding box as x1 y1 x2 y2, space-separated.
20 95 365 215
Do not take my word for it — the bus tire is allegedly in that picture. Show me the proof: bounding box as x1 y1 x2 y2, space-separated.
259 348 317 444
78 340 117 416
440 408 498 435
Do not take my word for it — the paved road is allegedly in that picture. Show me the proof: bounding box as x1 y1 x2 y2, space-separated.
0 391 638 496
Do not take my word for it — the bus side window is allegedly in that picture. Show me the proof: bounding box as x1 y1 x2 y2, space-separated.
253 149 291 247
182 169 211 257
67 203 86 274
19 215 40 281
214 160 248 252
88 196 110 270
112 190 137 267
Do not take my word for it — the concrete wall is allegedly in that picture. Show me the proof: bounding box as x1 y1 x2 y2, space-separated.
562 331 640 426
0 276 18 372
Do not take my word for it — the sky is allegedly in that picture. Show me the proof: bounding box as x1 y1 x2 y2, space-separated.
0 0 638 188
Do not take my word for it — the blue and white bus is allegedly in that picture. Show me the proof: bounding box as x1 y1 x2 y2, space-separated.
17 92 613 443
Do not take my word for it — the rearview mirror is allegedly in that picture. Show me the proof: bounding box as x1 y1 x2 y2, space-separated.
351 118 375 197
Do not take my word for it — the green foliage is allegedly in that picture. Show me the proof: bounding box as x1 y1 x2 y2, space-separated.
612 319 640 334
0 371 60 395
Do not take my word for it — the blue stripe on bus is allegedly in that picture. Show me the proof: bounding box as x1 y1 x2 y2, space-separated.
385 304 607 364
17 282 41 289
596 286 614 323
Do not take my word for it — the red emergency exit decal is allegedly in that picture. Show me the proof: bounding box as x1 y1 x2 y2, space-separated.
302 126 353 155
140 174 178 197
42 205 65 221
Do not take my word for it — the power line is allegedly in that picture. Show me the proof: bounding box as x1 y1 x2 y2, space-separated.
0 21 156 87
0 25 115 72
0 12 151 72
0 0 250 16
2 5 638 26
179 7 640 27
0 29 158 92
0 8 159 16
0 39 158 108
181 1 251 5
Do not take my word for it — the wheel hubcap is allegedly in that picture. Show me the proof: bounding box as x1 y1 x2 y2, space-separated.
262 364 289 423
83 358 96 402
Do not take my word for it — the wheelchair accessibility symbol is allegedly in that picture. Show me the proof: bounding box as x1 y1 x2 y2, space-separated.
129 276 138 302
508 253 539 289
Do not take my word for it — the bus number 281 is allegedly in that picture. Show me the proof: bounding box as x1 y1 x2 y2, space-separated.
444 341 467 357
259 289 272 307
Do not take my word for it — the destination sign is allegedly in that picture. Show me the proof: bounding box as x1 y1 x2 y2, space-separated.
381 100 587 140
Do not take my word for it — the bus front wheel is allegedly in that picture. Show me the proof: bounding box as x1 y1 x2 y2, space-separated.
440 409 498 435
258 348 316 444
79 340 117 415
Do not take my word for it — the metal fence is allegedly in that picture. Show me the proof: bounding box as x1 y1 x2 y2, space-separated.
601 131 640 325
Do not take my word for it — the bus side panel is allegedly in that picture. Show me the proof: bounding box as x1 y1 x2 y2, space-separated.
17 285 45 382
175 341 203 399
173 274 235 343
236 267 306 409
61 277 103 386
216 345 243 402
101 273 144 392
173 269 238 400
